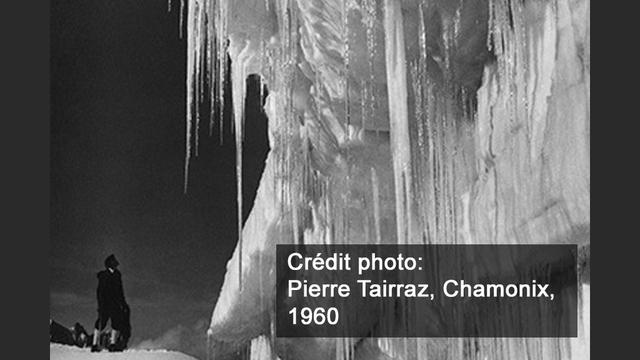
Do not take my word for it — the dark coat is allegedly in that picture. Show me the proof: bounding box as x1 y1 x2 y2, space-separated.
96 269 127 312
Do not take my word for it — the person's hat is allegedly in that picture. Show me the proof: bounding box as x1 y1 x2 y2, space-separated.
104 254 119 269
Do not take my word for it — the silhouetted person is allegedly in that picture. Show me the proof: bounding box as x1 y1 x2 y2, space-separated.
91 254 129 352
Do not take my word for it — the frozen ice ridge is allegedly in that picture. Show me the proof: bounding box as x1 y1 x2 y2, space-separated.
182 0 590 359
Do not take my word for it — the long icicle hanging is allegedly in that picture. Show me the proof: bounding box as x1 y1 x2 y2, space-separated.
231 39 251 289
383 0 412 245
184 0 196 193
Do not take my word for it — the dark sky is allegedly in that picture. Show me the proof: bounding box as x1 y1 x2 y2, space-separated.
50 0 268 355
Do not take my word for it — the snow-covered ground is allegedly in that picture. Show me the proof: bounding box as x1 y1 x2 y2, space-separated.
50 344 199 360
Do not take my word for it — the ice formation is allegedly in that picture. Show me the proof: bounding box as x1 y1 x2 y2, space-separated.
180 0 590 359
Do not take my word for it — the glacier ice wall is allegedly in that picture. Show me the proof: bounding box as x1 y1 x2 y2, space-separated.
181 0 590 359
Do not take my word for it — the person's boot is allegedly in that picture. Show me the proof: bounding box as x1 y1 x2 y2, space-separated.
90 329 101 352
107 330 120 352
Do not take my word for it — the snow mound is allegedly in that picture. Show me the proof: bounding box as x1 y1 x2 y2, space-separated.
50 344 199 360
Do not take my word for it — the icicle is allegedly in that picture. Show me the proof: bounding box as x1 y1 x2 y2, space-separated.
363 0 378 131
258 31 266 108
207 0 215 137
216 0 229 146
363 0 378 64
383 0 412 244
206 328 213 360
194 1 204 157
342 0 351 133
231 40 251 289
184 0 196 193
417 1 427 64
486 0 534 168
360 79 367 132
410 60 429 243
453 1 462 42
179 0 185 39
371 167 382 244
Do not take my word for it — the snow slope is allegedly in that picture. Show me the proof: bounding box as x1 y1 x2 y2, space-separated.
50 344 199 360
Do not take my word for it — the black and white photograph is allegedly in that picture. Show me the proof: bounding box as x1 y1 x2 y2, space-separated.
49 1 590 359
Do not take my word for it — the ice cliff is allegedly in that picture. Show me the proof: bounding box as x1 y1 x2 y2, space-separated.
181 0 590 359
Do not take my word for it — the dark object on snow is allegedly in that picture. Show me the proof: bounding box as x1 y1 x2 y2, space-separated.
50 320 91 348
50 319 75 346
72 322 90 347
91 254 131 352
